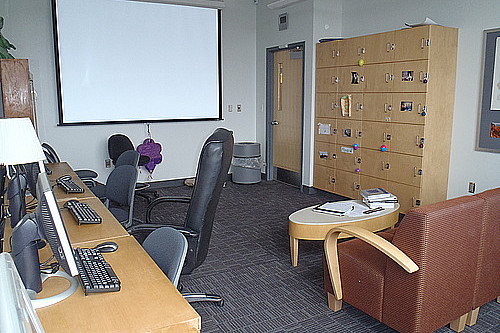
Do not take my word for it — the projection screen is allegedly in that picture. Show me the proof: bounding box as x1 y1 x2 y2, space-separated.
53 0 222 125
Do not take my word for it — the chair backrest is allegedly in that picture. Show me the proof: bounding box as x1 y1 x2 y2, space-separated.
105 165 138 226
142 227 188 288
472 188 500 309
115 150 140 168
182 128 234 273
108 134 135 165
382 195 485 333
41 143 60 163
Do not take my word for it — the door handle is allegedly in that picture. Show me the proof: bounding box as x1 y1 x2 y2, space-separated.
271 120 279 125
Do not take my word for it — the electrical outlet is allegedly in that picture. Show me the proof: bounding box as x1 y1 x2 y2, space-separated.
237 104 242 112
105 158 112 168
468 182 476 194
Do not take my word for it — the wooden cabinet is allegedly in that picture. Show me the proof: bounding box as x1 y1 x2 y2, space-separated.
314 25 458 212
0 59 36 128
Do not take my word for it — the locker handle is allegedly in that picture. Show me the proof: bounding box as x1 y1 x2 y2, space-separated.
356 103 363 111
415 136 420 146
330 177 336 184
414 167 423 177
332 76 339 84
385 73 390 83
412 197 421 207
382 161 391 170
357 47 366 56
356 130 362 138
352 182 360 190
332 153 337 159
417 104 421 114
413 167 417 177
384 103 393 113
332 50 336 58
332 102 339 110
383 132 387 142
386 43 395 52
421 38 425 49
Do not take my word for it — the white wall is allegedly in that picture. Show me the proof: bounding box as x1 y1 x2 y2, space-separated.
2 0 257 183
340 0 500 198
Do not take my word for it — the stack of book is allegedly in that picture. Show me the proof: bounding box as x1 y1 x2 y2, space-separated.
360 188 398 209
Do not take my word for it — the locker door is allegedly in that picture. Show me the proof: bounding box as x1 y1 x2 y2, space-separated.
387 181 422 213
360 148 389 180
316 68 339 93
361 121 391 151
393 61 429 93
314 142 335 168
315 118 336 144
394 26 430 61
334 169 360 199
360 175 388 195
314 165 335 192
336 119 362 146
364 31 395 64
334 144 361 174
391 93 428 124
336 93 363 120
338 66 365 93
316 93 338 119
337 36 365 66
387 153 423 187
316 41 341 68
364 63 393 92
390 123 425 156
363 93 392 122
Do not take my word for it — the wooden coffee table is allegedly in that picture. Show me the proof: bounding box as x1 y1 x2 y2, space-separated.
289 200 399 266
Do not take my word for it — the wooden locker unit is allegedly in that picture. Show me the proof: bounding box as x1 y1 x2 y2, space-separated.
314 25 458 212
0 59 36 127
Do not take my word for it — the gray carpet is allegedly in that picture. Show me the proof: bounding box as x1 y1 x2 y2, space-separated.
133 180 500 333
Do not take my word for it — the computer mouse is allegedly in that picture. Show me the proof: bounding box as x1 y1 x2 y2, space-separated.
93 241 118 253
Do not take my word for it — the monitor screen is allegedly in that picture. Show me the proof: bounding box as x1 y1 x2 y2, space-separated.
34 172 78 277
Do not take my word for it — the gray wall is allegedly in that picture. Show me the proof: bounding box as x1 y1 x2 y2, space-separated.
1 0 257 183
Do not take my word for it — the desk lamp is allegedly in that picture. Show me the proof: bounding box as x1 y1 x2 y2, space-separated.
0 118 46 232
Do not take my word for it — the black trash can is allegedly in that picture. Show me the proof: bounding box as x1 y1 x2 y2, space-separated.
232 142 261 184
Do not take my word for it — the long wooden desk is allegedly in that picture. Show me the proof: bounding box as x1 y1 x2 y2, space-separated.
5 162 201 332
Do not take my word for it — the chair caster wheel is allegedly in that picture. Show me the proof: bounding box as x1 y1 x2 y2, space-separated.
216 300 224 307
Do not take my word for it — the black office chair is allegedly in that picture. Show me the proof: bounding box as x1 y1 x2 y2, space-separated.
103 165 138 228
90 150 140 199
129 128 234 305
41 142 98 187
142 226 188 288
107 134 158 202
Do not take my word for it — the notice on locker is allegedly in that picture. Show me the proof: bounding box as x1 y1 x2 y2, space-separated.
341 146 354 154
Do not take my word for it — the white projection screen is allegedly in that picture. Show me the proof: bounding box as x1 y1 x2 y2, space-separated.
53 0 222 124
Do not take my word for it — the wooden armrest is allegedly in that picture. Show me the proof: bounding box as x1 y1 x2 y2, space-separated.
324 225 418 301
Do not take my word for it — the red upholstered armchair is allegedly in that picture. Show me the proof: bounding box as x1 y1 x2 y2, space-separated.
324 195 488 333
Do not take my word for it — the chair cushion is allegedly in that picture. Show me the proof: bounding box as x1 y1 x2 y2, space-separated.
90 184 106 199
109 207 128 224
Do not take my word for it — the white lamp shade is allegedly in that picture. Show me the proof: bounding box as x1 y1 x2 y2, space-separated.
0 118 45 165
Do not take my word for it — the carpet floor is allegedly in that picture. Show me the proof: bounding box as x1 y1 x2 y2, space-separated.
133 180 500 333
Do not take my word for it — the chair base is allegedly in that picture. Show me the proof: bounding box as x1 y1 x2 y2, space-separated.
182 292 224 307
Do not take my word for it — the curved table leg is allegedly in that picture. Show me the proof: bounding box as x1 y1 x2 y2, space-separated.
290 235 299 267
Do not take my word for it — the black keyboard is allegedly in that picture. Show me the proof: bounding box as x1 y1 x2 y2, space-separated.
56 177 84 193
64 200 102 225
74 247 121 295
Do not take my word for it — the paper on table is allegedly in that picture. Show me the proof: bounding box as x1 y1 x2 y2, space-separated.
313 200 369 217
405 17 441 27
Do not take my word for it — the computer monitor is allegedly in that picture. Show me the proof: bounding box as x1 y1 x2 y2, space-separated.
7 169 27 228
23 162 40 200
0 252 45 333
11 171 78 308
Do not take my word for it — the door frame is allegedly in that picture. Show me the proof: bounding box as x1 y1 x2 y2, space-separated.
265 41 306 187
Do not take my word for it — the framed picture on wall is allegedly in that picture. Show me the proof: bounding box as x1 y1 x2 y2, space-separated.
478 28 500 152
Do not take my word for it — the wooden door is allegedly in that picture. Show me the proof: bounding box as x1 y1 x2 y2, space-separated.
391 93 427 124
316 40 341 68
337 36 365 66
336 118 362 146
394 26 430 61
334 169 360 199
273 49 303 174
390 123 425 156
387 153 423 187
315 118 336 144
314 165 335 192
316 68 338 93
338 66 365 93
387 181 422 213
393 60 429 93
314 142 335 169
364 63 394 92
336 93 363 120
363 93 392 122
334 144 361 174
316 93 338 119
364 31 395 64
362 121 391 151
361 148 389 180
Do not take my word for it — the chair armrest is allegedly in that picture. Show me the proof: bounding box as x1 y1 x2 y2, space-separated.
127 223 199 238
324 225 419 301
75 169 98 179
145 196 191 223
